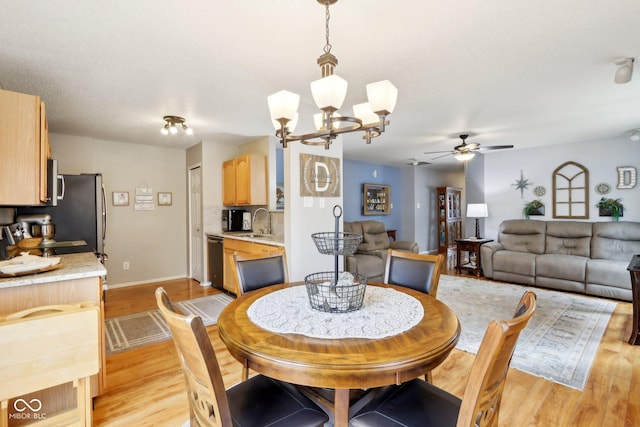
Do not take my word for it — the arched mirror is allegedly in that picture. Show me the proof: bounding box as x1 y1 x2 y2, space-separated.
552 161 589 219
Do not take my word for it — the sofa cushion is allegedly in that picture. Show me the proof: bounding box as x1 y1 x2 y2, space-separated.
498 219 546 254
591 221 640 261
536 254 588 282
493 250 537 276
545 221 592 257
359 221 390 253
586 259 631 290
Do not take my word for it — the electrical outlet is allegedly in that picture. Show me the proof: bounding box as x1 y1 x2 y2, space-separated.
123 261 130 270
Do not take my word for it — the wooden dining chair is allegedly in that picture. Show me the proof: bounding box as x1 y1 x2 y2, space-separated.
350 290 537 427
155 287 328 427
232 249 288 296
384 249 445 298
0 303 100 427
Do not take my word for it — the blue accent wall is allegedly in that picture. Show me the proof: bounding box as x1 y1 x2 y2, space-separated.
343 159 403 232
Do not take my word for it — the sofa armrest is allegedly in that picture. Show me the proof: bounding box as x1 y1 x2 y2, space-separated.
480 241 504 278
390 240 419 253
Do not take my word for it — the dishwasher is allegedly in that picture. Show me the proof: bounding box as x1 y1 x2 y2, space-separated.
207 235 224 290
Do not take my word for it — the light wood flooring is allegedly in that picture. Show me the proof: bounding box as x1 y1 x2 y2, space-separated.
93 271 640 426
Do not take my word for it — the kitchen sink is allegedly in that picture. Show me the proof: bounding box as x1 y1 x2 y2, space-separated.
237 233 276 239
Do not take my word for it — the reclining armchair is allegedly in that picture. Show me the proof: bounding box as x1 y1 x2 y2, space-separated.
344 220 419 281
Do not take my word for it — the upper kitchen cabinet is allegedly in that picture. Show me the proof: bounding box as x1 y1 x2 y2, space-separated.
222 154 267 206
0 89 50 205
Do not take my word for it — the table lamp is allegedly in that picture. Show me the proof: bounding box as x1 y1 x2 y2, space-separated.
467 203 488 239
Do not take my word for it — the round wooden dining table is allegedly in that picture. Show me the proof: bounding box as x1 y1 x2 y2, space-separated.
217 282 460 427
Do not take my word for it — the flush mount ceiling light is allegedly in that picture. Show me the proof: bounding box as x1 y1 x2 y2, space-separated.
267 0 398 149
161 115 193 136
614 58 634 84
631 129 640 141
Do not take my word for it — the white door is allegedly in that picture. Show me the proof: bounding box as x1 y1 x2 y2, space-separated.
189 166 204 283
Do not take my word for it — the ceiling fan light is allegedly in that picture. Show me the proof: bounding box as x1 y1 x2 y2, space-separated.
268 90 300 125
311 74 348 111
630 129 640 141
454 152 476 161
366 80 398 115
353 102 379 125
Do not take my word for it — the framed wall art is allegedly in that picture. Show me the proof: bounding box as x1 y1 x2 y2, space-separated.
300 153 341 197
112 191 129 206
158 192 172 206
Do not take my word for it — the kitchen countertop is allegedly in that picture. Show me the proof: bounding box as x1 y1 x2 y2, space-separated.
0 252 106 289
207 231 285 247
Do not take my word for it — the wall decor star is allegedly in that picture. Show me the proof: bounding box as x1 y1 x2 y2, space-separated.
513 170 532 198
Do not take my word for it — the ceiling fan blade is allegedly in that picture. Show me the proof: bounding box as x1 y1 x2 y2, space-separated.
430 152 454 160
478 144 514 151
423 150 452 155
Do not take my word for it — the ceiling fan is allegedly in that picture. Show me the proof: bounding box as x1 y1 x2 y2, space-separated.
406 158 431 166
424 134 514 161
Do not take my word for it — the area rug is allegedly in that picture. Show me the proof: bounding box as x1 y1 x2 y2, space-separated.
105 293 234 355
437 275 617 391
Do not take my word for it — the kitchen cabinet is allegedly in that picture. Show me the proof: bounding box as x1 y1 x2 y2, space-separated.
437 186 462 253
223 237 282 294
222 154 267 206
0 88 50 205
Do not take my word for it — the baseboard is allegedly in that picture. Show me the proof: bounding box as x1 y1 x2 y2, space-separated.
106 275 190 289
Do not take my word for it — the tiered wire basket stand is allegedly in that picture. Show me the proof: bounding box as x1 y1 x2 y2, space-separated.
305 205 367 313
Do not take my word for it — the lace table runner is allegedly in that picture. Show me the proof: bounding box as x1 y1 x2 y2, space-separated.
247 285 424 339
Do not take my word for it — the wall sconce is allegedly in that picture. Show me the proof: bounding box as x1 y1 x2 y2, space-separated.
161 115 193 136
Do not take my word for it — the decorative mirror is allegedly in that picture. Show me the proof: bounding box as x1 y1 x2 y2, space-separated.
552 161 589 219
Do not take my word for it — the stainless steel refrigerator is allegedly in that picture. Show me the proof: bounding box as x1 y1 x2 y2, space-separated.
17 173 107 260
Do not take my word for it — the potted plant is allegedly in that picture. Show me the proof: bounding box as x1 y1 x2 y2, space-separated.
596 197 624 221
523 200 545 219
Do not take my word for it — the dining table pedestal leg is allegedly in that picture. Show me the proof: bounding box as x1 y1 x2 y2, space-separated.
334 388 350 427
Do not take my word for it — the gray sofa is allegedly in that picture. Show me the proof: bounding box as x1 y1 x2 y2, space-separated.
344 221 419 281
481 219 640 301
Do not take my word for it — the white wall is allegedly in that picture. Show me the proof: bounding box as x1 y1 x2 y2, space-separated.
481 136 640 239
51 133 187 287
284 139 344 281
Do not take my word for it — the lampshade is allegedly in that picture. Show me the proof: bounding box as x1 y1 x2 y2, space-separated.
310 74 348 111
353 102 380 125
268 90 300 123
467 203 488 218
272 113 299 133
366 80 398 115
454 152 475 161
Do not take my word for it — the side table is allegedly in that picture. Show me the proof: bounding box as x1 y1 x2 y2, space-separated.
455 238 493 277
627 255 640 345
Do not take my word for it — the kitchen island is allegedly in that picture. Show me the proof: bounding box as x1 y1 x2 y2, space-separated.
0 252 107 422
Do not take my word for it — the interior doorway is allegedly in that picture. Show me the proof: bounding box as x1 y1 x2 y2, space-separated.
188 165 204 283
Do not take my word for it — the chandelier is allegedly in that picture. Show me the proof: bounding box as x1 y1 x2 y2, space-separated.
161 115 193 136
267 0 398 149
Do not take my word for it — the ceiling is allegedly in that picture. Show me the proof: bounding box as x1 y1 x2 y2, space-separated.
1 0 639 168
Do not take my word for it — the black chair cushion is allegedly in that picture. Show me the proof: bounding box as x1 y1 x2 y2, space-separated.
350 379 461 427
237 257 286 294
228 375 328 427
387 257 436 294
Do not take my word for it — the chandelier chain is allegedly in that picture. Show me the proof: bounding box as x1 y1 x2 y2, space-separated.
323 1 332 54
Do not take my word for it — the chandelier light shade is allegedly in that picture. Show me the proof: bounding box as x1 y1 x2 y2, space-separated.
467 203 489 239
267 0 398 149
614 58 634 84
161 116 193 136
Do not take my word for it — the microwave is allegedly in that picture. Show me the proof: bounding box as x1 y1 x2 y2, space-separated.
222 209 246 232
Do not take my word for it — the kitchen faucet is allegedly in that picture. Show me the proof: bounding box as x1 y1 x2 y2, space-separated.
252 208 271 235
